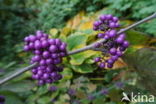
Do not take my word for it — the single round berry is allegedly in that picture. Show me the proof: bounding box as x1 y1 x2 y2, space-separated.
107 64 113 68
99 62 105 68
109 48 117 55
49 45 57 52
108 30 117 38
98 33 104 38
94 57 101 62
122 41 129 48
42 51 50 58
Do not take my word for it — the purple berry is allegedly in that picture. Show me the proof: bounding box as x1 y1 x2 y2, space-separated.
34 40 42 49
34 50 42 55
46 58 53 64
59 44 66 51
49 45 57 53
99 15 106 21
112 17 118 22
39 59 46 65
32 68 37 74
24 36 30 42
37 70 43 76
99 62 105 68
119 47 126 51
111 56 118 61
51 53 58 59
32 55 41 62
36 30 43 38
41 40 49 48
107 64 113 68
43 33 48 39
48 39 55 45
107 59 114 64
93 21 100 27
29 42 34 49
29 35 36 42
108 30 117 37
24 45 29 51
94 57 101 62
119 33 125 39
104 35 109 40
55 39 62 46
109 22 116 28
43 73 49 79
122 41 129 48
116 37 124 44
109 48 117 55
98 33 104 38
105 14 113 20
116 51 122 57
94 43 101 48
42 51 50 58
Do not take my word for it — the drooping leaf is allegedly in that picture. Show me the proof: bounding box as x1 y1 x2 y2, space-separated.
0 80 35 93
123 48 156 96
0 91 24 104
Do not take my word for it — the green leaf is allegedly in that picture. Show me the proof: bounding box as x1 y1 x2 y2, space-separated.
93 96 106 104
37 96 51 104
126 30 150 45
67 33 88 50
70 50 97 65
0 80 35 93
61 68 73 80
108 88 122 102
0 91 24 104
71 63 95 73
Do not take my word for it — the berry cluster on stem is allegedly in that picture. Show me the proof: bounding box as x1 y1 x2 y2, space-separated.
24 31 67 85
93 14 129 68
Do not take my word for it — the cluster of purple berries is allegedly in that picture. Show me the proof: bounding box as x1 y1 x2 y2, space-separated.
93 14 129 68
0 95 5 104
24 30 67 85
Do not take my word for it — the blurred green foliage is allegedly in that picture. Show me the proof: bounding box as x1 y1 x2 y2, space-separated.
0 0 105 62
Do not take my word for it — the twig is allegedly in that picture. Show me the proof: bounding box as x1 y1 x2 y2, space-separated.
0 12 156 85
0 63 38 85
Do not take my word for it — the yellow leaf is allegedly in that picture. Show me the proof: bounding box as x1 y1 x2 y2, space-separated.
66 11 85 29
49 28 58 38
60 27 72 36
111 58 127 69
78 20 94 30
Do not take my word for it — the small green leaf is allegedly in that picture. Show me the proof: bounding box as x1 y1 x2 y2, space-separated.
71 63 95 73
67 33 88 50
70 50 97 65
